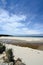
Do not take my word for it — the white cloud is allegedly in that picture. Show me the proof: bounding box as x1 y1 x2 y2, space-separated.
0 9 43 35
19 28 42 35
0 9 26 22
0 9 27 35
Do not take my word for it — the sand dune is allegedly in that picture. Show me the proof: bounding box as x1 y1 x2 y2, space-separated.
5 44 43 65
0 37 43 65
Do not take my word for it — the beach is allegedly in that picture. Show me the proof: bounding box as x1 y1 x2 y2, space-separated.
5 44 43 65
0 37 43 50
0 37 43 65
0 37 43 41
0 37 43 42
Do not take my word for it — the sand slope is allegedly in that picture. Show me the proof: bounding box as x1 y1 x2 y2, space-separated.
5 44 43 65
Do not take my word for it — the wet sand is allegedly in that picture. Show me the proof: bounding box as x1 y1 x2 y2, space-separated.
0 37 43 50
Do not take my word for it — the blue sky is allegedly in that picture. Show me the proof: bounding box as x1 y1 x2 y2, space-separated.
0 0 43 35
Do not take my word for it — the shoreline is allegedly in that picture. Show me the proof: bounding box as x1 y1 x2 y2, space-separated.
0 37 43 50
0 36 43 42
0 37 43 65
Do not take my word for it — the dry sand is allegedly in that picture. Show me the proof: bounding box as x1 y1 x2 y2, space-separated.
0 36 43 42
5 44 43 65
0 37 43 65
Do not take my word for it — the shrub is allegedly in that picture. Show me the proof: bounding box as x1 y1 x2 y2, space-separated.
6 49 14 62
0 43 6 54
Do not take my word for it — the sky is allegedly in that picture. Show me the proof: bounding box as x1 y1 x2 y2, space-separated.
0 0 43 35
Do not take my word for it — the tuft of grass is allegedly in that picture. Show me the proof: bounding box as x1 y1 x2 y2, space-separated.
0 43 6 54
6 49 14 62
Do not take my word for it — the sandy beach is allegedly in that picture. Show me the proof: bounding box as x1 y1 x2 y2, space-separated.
0 37 43 50
0 37 43 65
0 37 43 42
5 44 43 65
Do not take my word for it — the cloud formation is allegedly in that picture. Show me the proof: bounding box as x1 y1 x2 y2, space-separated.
0 0 43 35
0 8 43 35
0 9 26 35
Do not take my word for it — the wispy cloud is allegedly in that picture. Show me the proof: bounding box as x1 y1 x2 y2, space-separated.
0 9 43 35
0 9 27 35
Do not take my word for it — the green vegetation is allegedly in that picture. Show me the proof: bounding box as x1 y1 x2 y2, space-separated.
0 43 6 54
6 49 14 63
0 42 26 65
